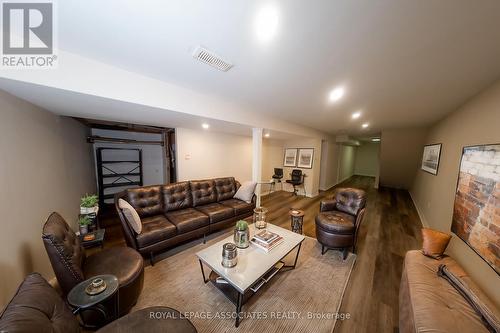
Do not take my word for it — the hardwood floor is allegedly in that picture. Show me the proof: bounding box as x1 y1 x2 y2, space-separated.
101 175 423 332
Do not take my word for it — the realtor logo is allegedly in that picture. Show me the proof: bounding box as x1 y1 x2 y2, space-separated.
1 1 57 68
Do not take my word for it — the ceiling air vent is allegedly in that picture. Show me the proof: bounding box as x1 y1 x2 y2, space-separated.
192 46 233 72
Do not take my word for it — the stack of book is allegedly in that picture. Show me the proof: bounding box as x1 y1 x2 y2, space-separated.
251 230 283 252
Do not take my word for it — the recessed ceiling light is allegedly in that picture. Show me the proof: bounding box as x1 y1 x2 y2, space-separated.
329 86 345 103
351 111 361 119
255 5 279 42
372 138 380 142
264 133 270 138
362 123 369 129
202 123 210 129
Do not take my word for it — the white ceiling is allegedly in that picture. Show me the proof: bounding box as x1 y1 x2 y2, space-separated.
2 0 500 135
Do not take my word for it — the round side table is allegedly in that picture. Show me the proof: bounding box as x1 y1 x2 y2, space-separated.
67 274 119 329
289 209 305 234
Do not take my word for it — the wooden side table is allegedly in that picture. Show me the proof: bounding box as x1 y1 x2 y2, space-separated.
289 209 305 234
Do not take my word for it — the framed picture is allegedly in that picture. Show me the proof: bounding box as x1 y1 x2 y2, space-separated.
283 148 298 167
451 144 500 275
297 148 314 169
421 143 442 175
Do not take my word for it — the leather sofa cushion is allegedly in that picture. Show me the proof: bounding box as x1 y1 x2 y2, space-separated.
335 188 366 216
84 247 144 286
0 273 80 333
196 203 234 223
162 182 192 212
190 180 217 207
98 306 197 333
214 177 237 201
401 250 497 333
126 186 163 217
166 208 209 234
135 215 177 248
315 211 355 234
421 228 451 259
221 198 255 215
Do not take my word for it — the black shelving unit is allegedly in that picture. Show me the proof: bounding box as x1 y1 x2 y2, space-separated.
96 148 143 207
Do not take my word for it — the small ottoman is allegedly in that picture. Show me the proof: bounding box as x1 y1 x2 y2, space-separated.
98 306 197 333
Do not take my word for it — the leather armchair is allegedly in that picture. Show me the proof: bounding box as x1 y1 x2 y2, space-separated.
42 212 144 317
315 188 366 259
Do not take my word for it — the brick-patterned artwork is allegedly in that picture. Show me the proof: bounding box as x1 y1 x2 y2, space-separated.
452 144 500 275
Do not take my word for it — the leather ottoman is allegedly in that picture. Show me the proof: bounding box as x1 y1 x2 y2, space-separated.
98 306 197 333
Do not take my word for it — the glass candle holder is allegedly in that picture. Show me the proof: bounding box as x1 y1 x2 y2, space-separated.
253 207 268 229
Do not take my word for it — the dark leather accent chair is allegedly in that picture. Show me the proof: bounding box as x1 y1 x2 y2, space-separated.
116 177 255 265
315 188 366 259
42 212 144 316
286 169 305 195
0 274 197 333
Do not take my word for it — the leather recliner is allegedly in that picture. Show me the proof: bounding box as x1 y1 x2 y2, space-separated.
315 188 366 259
42 212 144 316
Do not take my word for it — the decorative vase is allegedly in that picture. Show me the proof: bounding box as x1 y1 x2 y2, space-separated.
79 224 88 235
253 207 268 229
80 205 98 215
233 221 249 249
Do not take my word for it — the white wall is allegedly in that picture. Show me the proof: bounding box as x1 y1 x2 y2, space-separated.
281 138 322 197
176 128 252 183
92 129 165 186
319 141 341 190
0 90 95 308
338 145 357 183
354 142 380 177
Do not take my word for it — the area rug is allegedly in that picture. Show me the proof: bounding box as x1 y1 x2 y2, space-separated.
132 234 355 333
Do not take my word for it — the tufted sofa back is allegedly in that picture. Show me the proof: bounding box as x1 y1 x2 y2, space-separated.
214 177 237 201
190 179 217 207
162 181 192 212
42 212 85 296
334 188 366 216
126 185 163 217
0 273 80 332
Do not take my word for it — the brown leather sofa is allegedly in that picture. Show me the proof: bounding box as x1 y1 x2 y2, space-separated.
42 212 144 316
0 273 197 333
400 250 500 333
315 188 366 259
115 177 255 264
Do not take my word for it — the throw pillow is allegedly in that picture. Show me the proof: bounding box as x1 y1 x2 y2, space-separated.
421 228 451 259
118 199 142 234
234 181 257 203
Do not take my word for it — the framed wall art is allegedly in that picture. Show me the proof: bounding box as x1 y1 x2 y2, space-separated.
297 148 314 169
283 148 298 167
421 143 442 175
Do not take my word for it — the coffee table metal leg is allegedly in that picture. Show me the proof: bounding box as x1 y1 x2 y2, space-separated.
235 292 243 327
199 260 208 283
292 242 302 269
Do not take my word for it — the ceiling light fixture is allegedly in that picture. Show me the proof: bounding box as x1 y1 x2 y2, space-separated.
351 111 361 119
372 138 381 142
264 133 270 138
329 86 345 103
202 123 210 129
255 5 279 42
362 123 369 129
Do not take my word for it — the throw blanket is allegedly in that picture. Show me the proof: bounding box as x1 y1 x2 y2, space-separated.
437 264 500 333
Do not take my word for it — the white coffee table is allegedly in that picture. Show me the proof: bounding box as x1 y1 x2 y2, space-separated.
196 223 305 327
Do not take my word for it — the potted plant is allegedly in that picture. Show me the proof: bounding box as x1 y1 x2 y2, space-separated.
80 194 99 215
234 220 249 249
78 215 92 235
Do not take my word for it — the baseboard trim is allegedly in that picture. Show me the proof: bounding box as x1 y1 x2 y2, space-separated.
408 190 428 228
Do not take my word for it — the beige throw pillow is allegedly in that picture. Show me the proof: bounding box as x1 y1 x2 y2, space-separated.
118 199 142 234
234 181 257 203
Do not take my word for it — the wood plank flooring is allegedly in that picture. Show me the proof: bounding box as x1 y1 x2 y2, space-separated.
101 175 423 333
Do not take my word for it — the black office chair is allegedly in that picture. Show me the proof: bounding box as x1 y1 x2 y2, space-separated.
286 169 305 196
270 168 284 192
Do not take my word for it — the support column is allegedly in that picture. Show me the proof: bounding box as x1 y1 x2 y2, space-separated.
252 128 263 208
